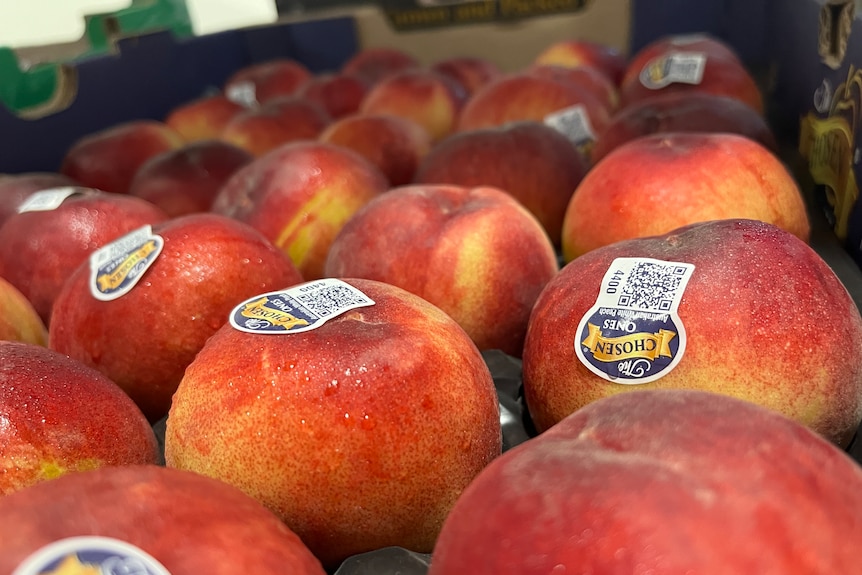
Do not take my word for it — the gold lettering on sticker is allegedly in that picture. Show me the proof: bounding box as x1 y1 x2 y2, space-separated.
96 240 158 292
42 554 102 575
240 297 310 330
581 324 676 362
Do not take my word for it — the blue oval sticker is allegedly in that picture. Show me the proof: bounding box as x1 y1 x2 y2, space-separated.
575 257 695 384
12 536 171 575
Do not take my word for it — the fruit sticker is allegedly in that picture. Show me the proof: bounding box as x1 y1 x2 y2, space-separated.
12 536 171 575
639 51 707 89
225 81 257 107
575 257 695 384
89 225 164 302
16 187 89 213
544 104 596 154
229 278 375 334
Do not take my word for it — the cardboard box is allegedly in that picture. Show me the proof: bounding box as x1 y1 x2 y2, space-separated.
0 2 859 345
3 2 862 571
772 0 862 272
2 0 775 174
0 1 638 174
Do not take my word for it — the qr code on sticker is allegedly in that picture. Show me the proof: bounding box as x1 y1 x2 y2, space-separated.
295 285 372 318
544 105 595 145
665 54 706 84
617 262 689 311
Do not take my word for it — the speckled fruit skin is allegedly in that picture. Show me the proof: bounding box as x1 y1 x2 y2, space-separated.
561 133 810 261
48 213 304 423
523 219 862 446
324 185 560 357
60 120 184 194
429 389 862 575
0 189 169 326
211 141 390 280
0 342 158 496
620 33 764 114
0 465 326 574
0 277 47 346
164 278 502 570
414 121 590 246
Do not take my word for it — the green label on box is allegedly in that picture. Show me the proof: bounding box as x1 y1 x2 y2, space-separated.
380 0 590 30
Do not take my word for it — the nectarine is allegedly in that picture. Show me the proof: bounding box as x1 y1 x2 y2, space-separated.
319 114 432 186
620 33 764 114
0 465 326 574
414 121 589 246
591 91 777 164
533 39 627 85
524 219 862 447
359 69 467 143
561 132 810 261
0 172 77 225
0 188 169 325
128 140 253 217
165 93 245 142
0 277 47 346
223 58 312 106
165 278 502 569
48 214 304 422
212 141 389 280
430 389 862 574
324 185 559 356
0 341 158 496
60 120 184 194
341 47 421 86
220 95 332 157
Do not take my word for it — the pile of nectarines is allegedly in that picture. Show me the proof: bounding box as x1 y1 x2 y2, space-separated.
1 29 862 574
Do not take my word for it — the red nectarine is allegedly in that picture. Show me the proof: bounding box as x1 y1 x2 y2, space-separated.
212 141 389 280
48 213 305 422
360 69 467 143
220 95 332 157
0 465 326 574
524 219 862 446
561 132 810 260
0 277 47 346
0 188 169 325
223 58 312 106
430 389 862 574
164 93 245 142
324 184 560 356
0 341 158 496
319 114 432 186
60 120 184 194
165 278 502 569
129 140 253 217
414 121 589 246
